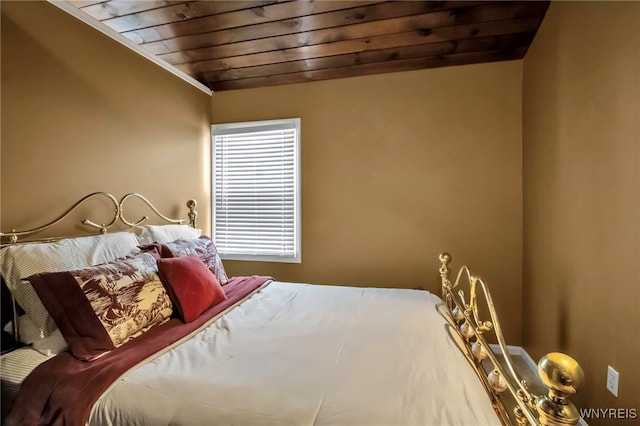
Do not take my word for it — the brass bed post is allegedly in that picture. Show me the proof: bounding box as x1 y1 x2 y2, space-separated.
438 253 584 426
439 252 452 301
187 199 197 228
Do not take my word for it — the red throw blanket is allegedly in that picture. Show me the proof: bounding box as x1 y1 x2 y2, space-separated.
6 276 271 426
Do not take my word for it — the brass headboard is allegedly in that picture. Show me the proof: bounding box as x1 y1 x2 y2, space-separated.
0 192 198 245
439 253 584 426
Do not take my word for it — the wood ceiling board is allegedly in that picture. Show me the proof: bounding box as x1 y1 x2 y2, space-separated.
202 32 535 84
112 1 379 38
76 1 182 21
211 47 528 90
139 1 483 55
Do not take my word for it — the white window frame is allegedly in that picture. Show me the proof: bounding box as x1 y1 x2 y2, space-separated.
211 118 301 263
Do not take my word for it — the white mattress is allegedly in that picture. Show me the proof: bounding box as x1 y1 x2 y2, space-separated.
89 281 501 426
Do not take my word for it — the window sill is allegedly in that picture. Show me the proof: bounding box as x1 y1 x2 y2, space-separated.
220 254 301 264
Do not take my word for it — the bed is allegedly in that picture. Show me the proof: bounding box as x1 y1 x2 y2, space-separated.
0 192 584 426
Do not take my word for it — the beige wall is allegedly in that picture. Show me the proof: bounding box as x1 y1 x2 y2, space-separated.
1 1 211 237
523 1 640 420
213 62 524 343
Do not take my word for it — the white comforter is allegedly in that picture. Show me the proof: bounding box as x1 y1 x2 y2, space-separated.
89 282 501 426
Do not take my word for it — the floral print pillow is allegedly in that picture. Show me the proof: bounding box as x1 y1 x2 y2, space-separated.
28 252 173 361
70 252 173 347
163 236 229 285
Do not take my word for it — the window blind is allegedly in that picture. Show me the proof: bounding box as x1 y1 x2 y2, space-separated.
212 119 300 262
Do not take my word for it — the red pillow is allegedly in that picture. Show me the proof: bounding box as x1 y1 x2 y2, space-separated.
157 256 226 322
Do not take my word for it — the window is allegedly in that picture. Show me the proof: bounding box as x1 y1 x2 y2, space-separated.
212 118 301 263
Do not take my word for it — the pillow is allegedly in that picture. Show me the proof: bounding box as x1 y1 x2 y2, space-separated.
3 314 42 345
134 224 202 245
157 256 226 322
32 329 69 356
26 252 172 361
0 231 140 337
162 236 229 285
3 316 69 355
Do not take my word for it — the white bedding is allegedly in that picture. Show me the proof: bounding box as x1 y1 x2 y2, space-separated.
89 281 500 426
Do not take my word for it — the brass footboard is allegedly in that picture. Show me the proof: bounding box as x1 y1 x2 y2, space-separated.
438 253 584 426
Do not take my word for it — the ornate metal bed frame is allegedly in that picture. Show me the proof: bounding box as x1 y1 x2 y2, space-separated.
439 253 584 426
1 193 584 425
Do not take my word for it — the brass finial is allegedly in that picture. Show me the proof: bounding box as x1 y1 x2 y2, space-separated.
538 352 585 395
439 252 452 280
536 353 584 425
439 252 452 265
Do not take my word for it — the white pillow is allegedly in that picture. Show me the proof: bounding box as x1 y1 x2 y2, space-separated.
134 224 201 245
3 315 69 356
0 231 140 337
32 328 69 356
3 314 42 345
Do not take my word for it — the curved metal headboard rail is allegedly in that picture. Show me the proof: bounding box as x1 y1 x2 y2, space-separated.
438 253 585 426
0 193 199 245
0 192 119 244
118 193 197 228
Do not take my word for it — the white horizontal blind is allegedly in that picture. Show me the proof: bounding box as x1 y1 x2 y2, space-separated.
212 119 300 262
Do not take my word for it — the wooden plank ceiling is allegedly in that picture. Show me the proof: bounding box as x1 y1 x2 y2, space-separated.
66 1 549 91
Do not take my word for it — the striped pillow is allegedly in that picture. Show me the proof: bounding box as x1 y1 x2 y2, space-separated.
0 232 140 337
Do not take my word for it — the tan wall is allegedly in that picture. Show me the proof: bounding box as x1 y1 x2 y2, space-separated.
1 1 211 237
213 62 524 343
523 1 640 420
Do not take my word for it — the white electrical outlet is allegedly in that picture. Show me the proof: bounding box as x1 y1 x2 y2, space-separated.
606 366 619 396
